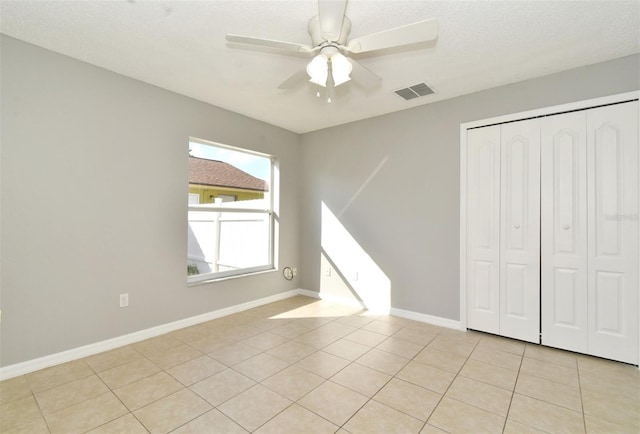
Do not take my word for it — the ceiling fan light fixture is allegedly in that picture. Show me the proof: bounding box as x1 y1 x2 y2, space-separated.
307 54 329 87
330 52 352 86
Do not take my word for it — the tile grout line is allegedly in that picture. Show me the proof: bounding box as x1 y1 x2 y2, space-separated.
326 328 414 432
106 334 234 432
99 356 169 434
251 316 418 432
338 326 446 432
511 371 588 414
28 382 51 434
576 360 588 434
86 359 126 433
422 333 481 433
209 308 361 432
248 310 371 432
518 357 583 389
371 331 441 433
171 310 293 432
376 330 442 427
40 361 116 433
500 345 525 434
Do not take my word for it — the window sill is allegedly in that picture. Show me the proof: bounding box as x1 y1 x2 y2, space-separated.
187 267 278 287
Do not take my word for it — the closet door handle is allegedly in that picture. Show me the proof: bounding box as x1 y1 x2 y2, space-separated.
514 224 520 229
563 224 570 230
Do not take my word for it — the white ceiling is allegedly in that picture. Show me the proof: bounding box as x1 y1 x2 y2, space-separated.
1 0 638 134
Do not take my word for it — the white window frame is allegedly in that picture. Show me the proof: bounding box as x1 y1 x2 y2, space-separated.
188 138 275 283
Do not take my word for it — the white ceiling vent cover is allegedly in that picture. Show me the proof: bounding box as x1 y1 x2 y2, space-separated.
394 82 435 100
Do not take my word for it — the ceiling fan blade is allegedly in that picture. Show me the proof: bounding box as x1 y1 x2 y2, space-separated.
277 70 310 90
226 34 314 53
318 0 347 42
347 19 438 54
349 59 382 89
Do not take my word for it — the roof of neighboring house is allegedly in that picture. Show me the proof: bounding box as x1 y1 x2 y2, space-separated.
188 156 268 192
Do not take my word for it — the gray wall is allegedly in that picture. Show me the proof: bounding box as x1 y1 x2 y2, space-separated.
2 33 638 367
0 36 301 366
299 54 640 321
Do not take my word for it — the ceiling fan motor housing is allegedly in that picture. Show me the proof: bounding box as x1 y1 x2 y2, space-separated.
308 15 352 47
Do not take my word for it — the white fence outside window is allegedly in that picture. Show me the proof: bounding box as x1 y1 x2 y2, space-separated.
187 199 272 281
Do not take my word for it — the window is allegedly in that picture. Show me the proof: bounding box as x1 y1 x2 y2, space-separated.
187 139 274 282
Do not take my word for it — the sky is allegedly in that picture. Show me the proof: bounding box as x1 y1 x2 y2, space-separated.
189 141 270 181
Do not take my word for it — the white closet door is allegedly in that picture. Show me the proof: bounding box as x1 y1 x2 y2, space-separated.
500 119 541 343
586 101 639 364
541 111 589 353
466 125 501 334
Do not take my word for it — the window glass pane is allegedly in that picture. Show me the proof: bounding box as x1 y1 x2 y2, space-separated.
189 141 270 208
188 193 201 205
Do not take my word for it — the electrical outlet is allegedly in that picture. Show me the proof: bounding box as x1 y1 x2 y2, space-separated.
324 267 331 277
119 293 129 308
292 267 297 276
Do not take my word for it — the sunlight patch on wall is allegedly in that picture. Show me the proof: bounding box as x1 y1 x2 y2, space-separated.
321 202 391 313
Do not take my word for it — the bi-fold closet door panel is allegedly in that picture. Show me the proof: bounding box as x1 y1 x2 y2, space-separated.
585 103 638 364
466 125 501 335
466 119 540 343
500 120 540 343
541 111 589 353
541 101 639 364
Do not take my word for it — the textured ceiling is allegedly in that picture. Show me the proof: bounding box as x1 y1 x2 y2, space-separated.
1 0 639 133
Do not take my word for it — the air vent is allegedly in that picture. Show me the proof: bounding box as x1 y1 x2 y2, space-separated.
394 88 419 100
394 82 435 101
410 83 434 97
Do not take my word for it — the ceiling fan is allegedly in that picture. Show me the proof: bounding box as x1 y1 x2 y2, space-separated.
225 0 438 101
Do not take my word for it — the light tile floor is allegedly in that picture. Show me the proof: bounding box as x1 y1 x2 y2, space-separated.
1 295 639 433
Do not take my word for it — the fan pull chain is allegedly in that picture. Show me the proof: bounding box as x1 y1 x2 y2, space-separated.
326 63 334 103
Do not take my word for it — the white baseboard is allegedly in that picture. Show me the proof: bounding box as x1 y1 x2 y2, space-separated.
0 289 299 380
298 288 459 330
297 288 320 299
0 289 463 380
390 307 463 331
297 289 366 310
